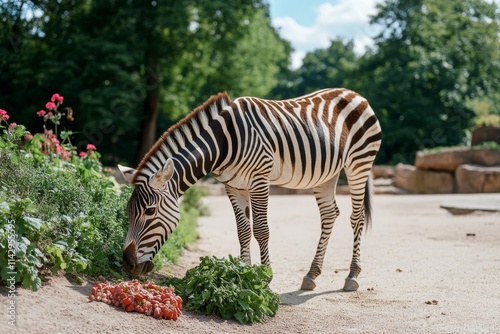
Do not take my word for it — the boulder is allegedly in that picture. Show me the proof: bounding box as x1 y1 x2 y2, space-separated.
394 164 418 192
371 165 394 179
394 163 454 194
470 148 500 166
455 164 500 193
415 147 470 172
471 126 500 146
415 147 500 172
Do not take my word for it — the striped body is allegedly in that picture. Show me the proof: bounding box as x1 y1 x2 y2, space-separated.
119 88 381 291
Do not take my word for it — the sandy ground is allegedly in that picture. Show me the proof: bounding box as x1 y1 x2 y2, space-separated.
1 193 500 334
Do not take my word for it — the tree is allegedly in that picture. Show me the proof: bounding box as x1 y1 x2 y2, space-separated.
0 0 292 165
351 0 500 163
270 39 357 100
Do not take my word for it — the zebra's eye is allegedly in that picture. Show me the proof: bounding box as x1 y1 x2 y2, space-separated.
144 207 156 216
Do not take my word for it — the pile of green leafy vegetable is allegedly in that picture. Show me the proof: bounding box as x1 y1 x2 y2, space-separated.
164 255 280 324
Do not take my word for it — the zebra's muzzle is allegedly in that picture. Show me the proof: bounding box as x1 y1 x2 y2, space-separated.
123 241 154 277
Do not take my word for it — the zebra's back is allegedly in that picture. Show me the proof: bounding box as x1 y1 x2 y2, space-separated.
232 88 382 189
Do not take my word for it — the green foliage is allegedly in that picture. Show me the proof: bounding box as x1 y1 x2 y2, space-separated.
182 184 210 216
477 141 500 150
0 108 133 290
163 255 280 324
0 148 131 290
0 0 290 164
0 94 205 290
349 0 500 163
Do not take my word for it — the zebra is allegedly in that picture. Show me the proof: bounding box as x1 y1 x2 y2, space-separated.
118 88 382 291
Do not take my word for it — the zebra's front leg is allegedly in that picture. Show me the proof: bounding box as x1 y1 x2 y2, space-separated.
249 183 271 267
225 185 252 264
301 178 340 290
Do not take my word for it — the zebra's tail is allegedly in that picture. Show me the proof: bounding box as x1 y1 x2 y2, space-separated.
364 174 373 232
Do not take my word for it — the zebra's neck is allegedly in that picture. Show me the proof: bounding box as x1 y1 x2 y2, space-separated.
133 93 232 195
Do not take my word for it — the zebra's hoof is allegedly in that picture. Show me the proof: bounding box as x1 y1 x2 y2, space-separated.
300 275 316 290
343 277 359 292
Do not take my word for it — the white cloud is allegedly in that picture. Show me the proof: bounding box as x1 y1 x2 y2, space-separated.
272 0 383 68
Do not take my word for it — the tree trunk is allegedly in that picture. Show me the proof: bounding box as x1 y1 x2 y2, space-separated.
135 32 161 165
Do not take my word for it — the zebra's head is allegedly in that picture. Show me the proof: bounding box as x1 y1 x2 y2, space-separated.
118 159 180 277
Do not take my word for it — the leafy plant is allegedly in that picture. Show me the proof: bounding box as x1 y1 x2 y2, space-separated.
1 96 204 291
163 255 280 324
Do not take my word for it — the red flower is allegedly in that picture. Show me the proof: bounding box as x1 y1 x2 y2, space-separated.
37 110 47 117
86 144 97 151
79 151 87 158
45 102 57 110
24 134 34 140
0 109 9 121
51 93 64 103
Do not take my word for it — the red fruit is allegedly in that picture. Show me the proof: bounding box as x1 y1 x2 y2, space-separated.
88 295 96 301
135 305 145 314
122 297 132 307
125 304 135 312
175 296 183 310
162 306 172 319
154 307 162 318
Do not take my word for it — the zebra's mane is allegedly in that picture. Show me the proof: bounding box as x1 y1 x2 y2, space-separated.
133 92 232 183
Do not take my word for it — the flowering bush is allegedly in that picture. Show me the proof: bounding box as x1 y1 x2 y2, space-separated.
0 94 203 292
0 95 129 291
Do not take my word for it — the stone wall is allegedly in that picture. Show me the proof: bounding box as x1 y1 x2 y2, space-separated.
394 147 500 193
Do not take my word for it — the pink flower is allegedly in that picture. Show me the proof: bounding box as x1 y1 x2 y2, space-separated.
45 102 57 110
0 109 9 121
79 151 87 158
9 122 17 129
24 134 34 140
51 93 64 103
47 111 53 117
61 150 70 161
86 144 97 151
37 110 47 117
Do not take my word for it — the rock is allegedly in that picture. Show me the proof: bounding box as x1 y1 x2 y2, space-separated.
471 126 500 146
415 147 470 172
415 147 500 172
415 169 454 194
394 163 454 194
470 148 500 166
372 165 394 179
455 164 500 193
394 164 418 192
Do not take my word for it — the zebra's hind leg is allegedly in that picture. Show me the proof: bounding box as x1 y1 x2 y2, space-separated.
343 170 373 292
225 185 252 264
301 176 340 290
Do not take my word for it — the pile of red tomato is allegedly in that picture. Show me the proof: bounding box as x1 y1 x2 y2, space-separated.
88 280 182 320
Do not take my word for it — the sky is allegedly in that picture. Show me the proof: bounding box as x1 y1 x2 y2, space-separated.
267 0 383 68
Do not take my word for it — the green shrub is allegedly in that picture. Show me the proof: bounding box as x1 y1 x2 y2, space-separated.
0 99 203 290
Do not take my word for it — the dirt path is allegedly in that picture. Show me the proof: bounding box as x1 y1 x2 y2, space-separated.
1 193 500 333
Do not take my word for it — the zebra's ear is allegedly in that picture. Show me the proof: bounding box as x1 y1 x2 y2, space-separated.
149 158 175 190
118 165 138 185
